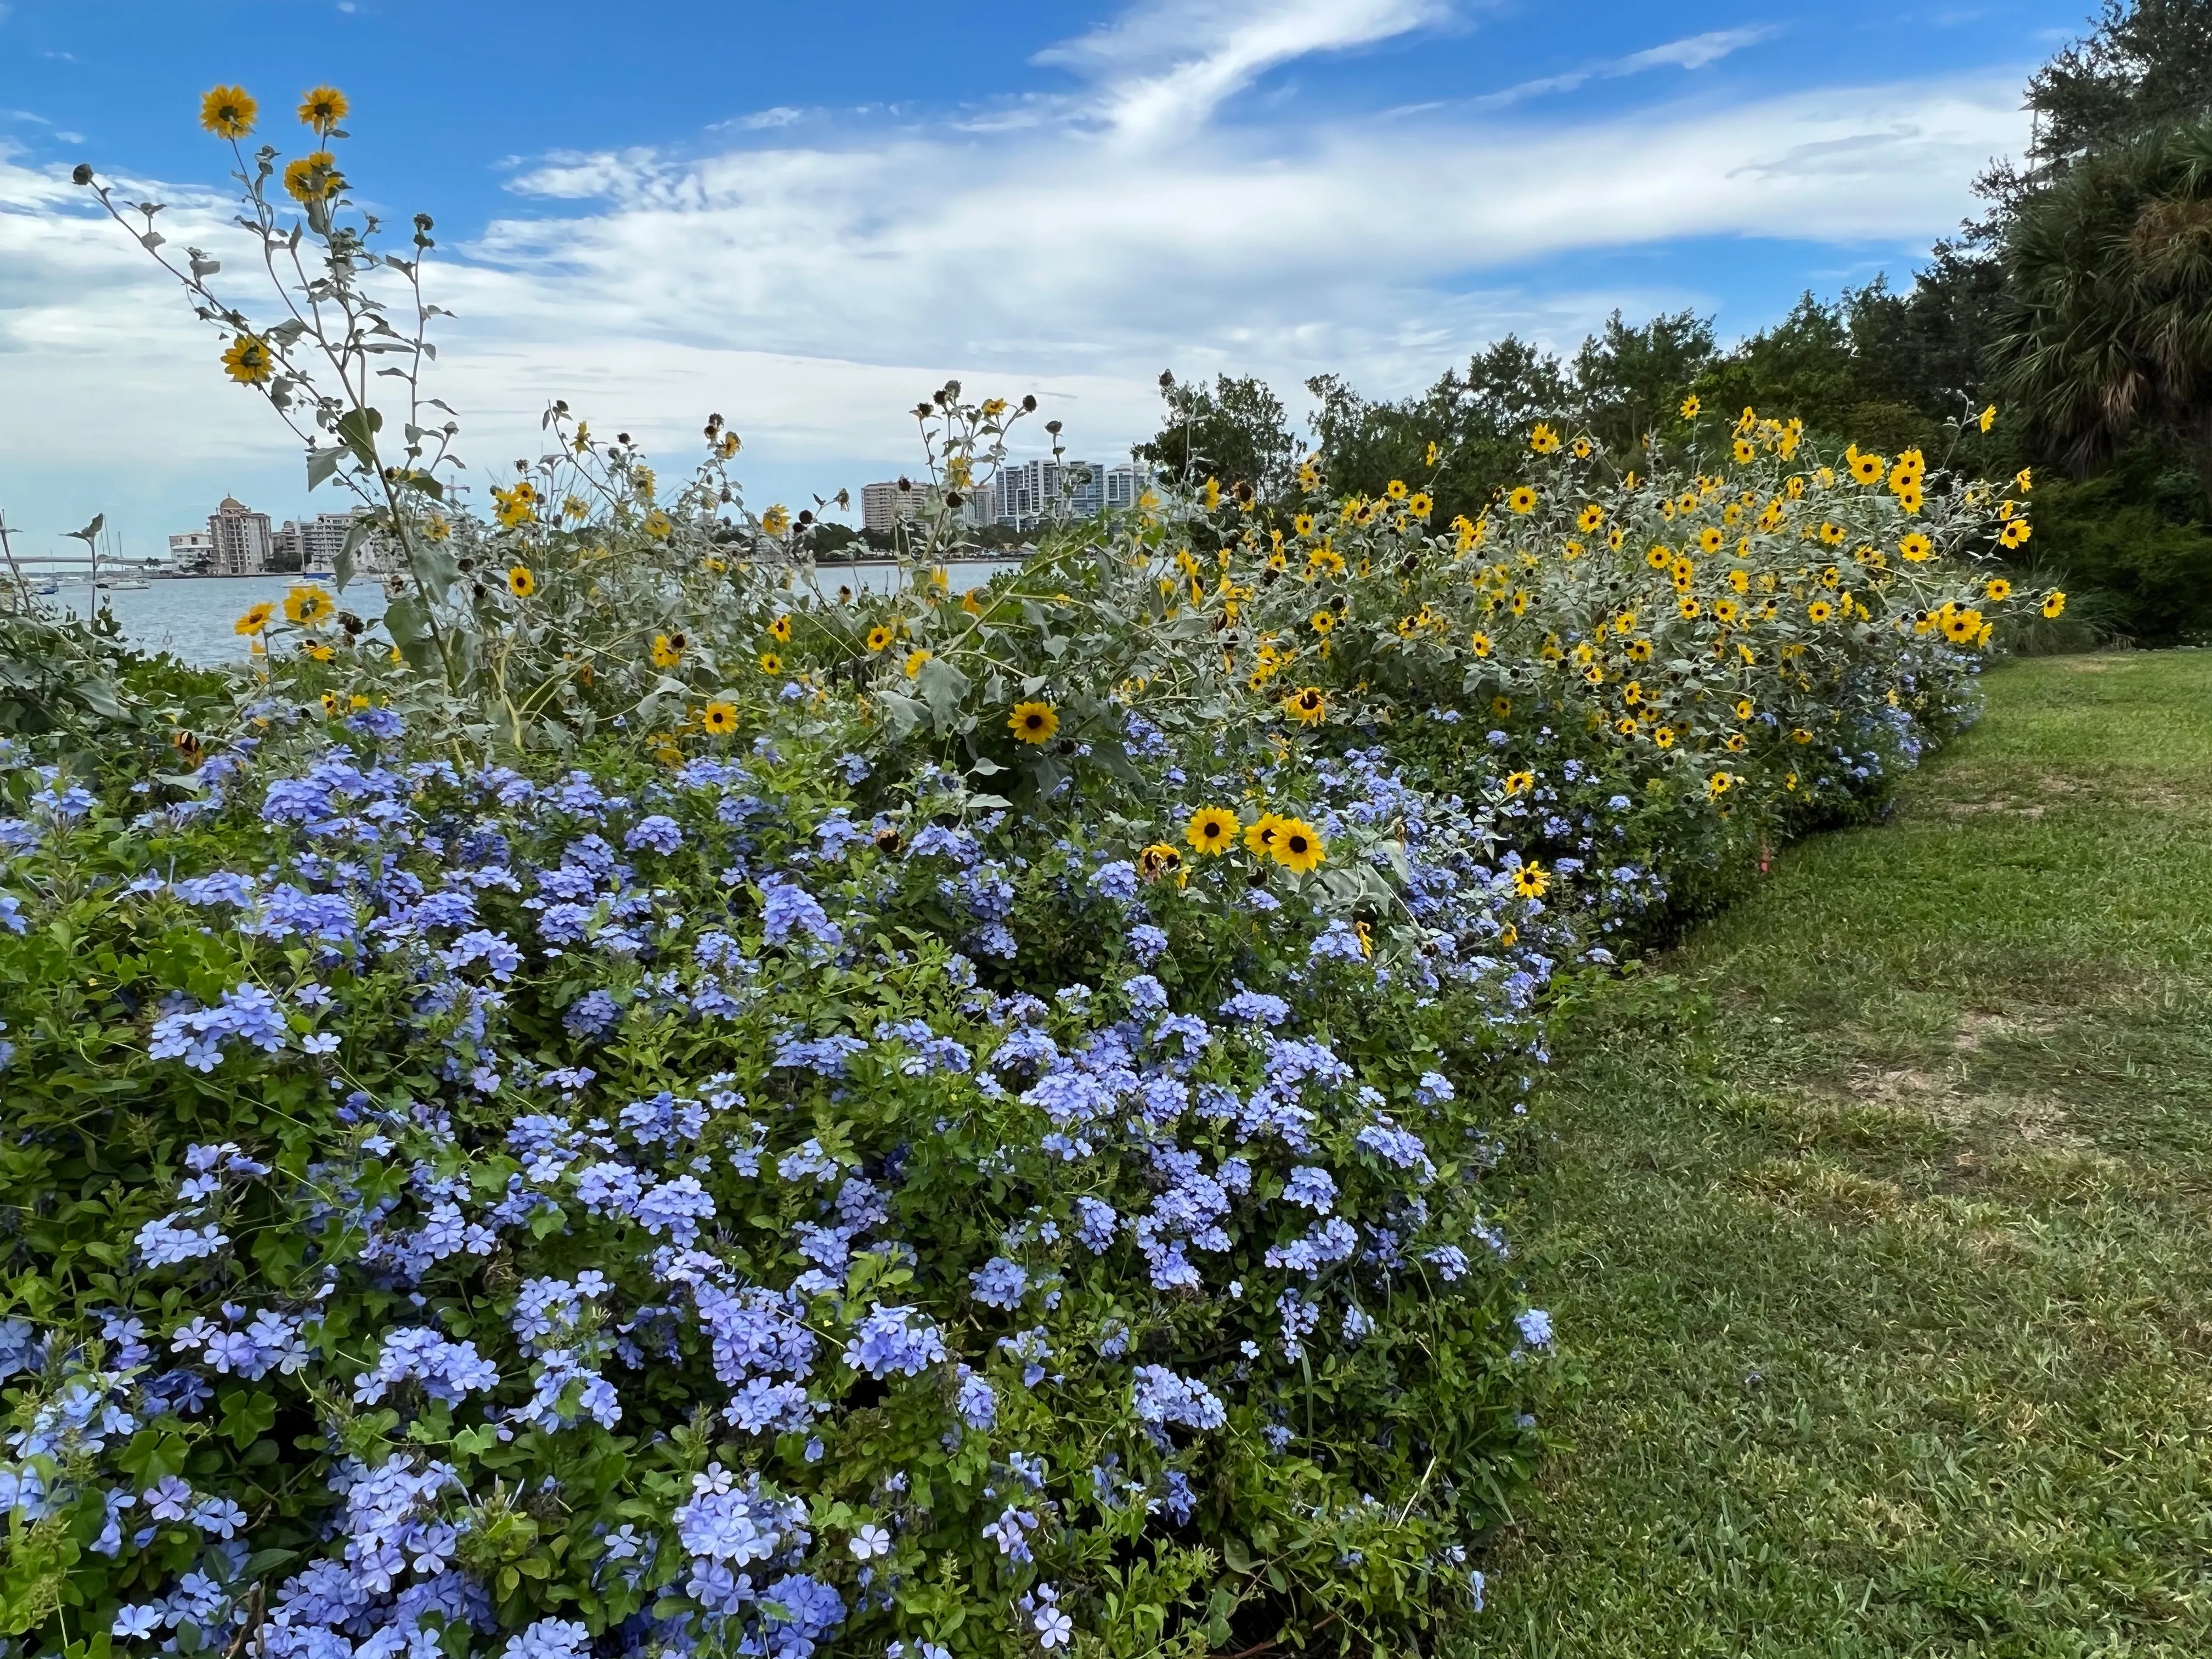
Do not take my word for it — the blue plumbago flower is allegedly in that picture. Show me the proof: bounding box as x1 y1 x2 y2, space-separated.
968 1256 1029 1310
842 1305 948 1380
1131 1365 1226 1432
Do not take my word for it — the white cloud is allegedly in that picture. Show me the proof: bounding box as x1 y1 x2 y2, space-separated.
1474 26 1780 107
1037 0 1446 144
712 106 804 133
0 0 2031 559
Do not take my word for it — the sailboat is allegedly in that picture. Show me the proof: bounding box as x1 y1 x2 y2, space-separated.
93 526 150 589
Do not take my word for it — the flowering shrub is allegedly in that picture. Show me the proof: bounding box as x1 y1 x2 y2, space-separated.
0 680 1594 1659
0 80 2058 1659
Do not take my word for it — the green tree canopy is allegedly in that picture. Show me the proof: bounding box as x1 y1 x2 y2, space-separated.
1994 123 2212 499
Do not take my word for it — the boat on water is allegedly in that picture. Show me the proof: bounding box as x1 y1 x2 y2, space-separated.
95 577 152 590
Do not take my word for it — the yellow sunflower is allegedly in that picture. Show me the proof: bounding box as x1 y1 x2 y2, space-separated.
234 601 275 636
1310 610 1335 635
758 652 783 674
282 151 346 203
506 566 535 599
1899 532 1933 562
653 633 685 668
1187 806 1239 856
1679 394 1701 420
1243 813 1283 856
1511 861 1550 899
1469 630 1493 658
865 624 895 653
284 584 335 627
1530 424 1561 455
199 85 258 138
1269 818 1325 873
1577 504 1605 532
2041 590 2067 618
1847 449 1884 486
768 614 793 643
1985 578 2012 601
296 84 349 131
1138 843 1184 882
1283 686 1327 726
1505 485 1537 515
221 335 275 385
1009 701 1059 744
701 699 738 735
903 649 933 678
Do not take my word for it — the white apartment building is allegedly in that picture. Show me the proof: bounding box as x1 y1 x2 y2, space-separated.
274 511 362 573
167 530 215 572
989 460 1150 530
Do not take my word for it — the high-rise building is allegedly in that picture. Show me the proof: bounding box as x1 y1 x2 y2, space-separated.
861 479 927 535
206 496 272 576
988 460 1152 530
1103 464 1150 512
274 511 362 573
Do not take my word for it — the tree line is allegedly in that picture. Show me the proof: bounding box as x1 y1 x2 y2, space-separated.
1138 1 2212 645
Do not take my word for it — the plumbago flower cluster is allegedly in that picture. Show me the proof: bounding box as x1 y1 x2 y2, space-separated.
0 668 1629 1659
1 76 2034 1659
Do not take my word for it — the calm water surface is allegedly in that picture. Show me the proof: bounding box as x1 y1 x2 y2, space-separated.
45 560 1018 668
48 577 390 668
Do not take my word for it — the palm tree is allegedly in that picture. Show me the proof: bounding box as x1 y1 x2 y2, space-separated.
1993 123 2212 503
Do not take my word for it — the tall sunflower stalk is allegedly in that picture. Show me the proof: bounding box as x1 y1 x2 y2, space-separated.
75 84 461 682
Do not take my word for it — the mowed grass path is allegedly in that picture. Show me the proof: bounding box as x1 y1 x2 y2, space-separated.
1486 652 2212 1657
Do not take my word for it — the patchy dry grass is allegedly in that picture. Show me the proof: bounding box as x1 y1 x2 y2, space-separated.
1479 650 2212 1657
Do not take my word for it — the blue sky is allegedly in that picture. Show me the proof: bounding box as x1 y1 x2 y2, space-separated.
1 0 2087 558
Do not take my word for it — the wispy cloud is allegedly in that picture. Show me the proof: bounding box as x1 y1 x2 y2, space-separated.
710 106 804 133
1474 25 1779 108
1037 0 1446 143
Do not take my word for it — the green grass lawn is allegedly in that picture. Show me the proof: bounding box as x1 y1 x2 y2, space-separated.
1483 651 2212 1657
